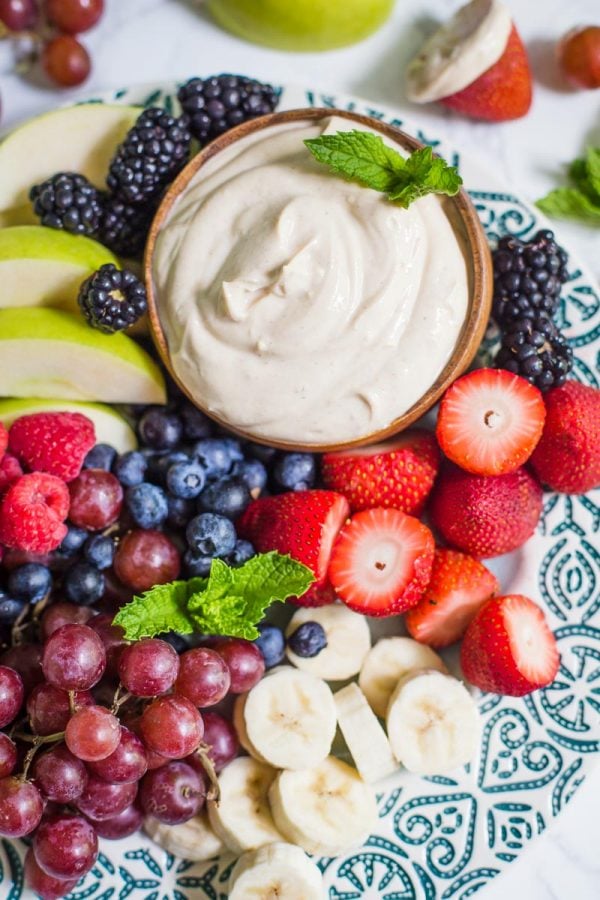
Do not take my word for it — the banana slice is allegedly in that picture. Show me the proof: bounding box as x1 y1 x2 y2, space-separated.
285 603 371 680
229 842 325 900
334 683 398 783
243 667 336 770
269 756 378 856
207 756 283 854
232 694 269 762
386 669 481 775
358 636 447 718
144 811 225 861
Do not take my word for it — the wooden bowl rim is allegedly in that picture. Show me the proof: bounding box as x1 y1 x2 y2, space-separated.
144 107 493 452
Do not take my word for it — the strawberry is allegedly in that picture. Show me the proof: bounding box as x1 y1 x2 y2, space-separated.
237 490 349 606
436 368 545 476
440 25 532 122
405 548 499 648
328 508 435 617
9 412 95 482
530 381 600 494
321 430 440 515
430 463 543 558
461 594 560 696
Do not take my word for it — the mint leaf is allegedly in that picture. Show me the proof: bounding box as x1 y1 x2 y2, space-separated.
113 580 196 641
304 131 462 208
536 187 600 224
585 147 600 198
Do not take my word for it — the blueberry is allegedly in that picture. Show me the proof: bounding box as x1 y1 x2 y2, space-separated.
287 621 327 658
167 460 206 499
254 624 285 669
180 402 212 440
113 450 147 487
232 459 267 496
228 539 255 566
138 407 183 449
192 439 234 478
162 631 188 653
125 483 168 529
83 443 117 471
220 438 244 464
83 534 115 571
198 476 251 519
186 513 236 558
64 562 105 606
146 450 189 485
0 591 25 625
183 549 214 577
166 495 196 529
246 442 277 465
59 525 88 555
273 453 316 491
7 564 52 604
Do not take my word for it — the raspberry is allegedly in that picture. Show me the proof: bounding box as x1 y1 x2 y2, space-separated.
0 422 7 459
9 412 96 482
0 473 70 553
0 454 23 494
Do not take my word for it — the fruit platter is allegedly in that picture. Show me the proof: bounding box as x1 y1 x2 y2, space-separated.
0 8 599 898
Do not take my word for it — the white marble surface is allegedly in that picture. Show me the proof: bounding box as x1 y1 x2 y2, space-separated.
1 0 599 896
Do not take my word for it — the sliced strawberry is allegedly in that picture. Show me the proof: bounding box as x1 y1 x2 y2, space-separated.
328 508 434 617
461 594 560 696
405 548 499 648
436 368 545 476
321 430 440 515
237 490 349 607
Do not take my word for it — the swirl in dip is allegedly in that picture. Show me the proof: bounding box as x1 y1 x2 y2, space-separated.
152 115 469 444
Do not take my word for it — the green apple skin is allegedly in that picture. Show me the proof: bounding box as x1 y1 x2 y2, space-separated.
208 0 395 50
0 104 140 211
0 398 137 454
0 307 166 405
0 227 119 314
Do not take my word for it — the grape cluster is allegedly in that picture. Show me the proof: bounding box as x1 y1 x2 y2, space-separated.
0 0 104 88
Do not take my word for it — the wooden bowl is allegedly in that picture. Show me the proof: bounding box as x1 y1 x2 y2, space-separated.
145 108 493 452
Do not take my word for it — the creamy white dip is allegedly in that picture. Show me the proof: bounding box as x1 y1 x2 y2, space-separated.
153 115 469 444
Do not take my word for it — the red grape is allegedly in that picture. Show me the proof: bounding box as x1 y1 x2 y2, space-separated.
0 0 37 30
174 647 230 708
65 706 120 761
140 695 203 759
213 638 265 693
558 26 600 89
139 760 205 824
32 744 88 804
114 529 180 591
198 710 239 772
89 801 142 839
0 776 43 837
27 684 94 736
68 470 122 530
0 734 17 778
0 643 43 693
42 34 91 88
88 613 127 676
47 0 103 34
87 726 147 783
76 774 137 820
42 624 106 691
24 848 78 900
42 603 94 639
33 813 98 879
118 638 179 697
0 665 24 727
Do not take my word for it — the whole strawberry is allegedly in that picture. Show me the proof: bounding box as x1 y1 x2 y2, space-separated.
530 381 600 494
321 430 440 515
9 412 95 482
430 463 543 557
0 472 70 553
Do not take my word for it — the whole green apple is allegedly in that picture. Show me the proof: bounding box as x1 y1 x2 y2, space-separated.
208 0 395 51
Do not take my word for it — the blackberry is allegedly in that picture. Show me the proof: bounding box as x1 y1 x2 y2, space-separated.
106 107 192 205
78 264 147 333
30 172 104 236
492 229 569 324
177 75 278 144
99 195 156 259
494 314 573 391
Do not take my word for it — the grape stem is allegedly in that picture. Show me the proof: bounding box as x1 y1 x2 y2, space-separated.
111 684 132 715
10 601 31 646
194 744 220 802
18 732 64 780
68 690 77 716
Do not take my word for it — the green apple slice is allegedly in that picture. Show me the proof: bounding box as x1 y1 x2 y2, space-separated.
0 103 140 211
0 307 166 404
0 398 137 453
0 226 119 314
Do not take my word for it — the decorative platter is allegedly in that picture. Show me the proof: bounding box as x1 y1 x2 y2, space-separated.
3 81 599 900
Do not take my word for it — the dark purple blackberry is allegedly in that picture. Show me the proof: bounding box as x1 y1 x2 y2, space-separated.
99 195 156 259
492 229 569 324
106 107 192 205
177 75 278 144
494 313 573 391
29 172 104 236
78 264 147 334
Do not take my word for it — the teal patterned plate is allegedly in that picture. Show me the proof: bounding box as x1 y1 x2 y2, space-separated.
5 83 599 899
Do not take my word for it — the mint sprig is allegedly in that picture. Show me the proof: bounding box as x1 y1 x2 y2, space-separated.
304 131 462 208
536 146 600 225
112 552 314 642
